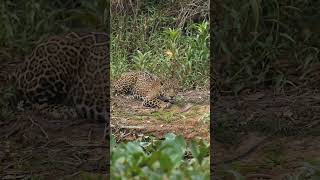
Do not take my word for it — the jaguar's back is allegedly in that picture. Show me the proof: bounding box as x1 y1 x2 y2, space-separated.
13 31 109 122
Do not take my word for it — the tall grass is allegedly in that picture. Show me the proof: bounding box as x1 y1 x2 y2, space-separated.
213 0 320 93
0 0 109 59
111 1 209 89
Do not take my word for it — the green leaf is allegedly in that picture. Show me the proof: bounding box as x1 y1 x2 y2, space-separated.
159 152 174 173
164 133 176 140
126 142 144 154
146 151 161 166
249 0 260 32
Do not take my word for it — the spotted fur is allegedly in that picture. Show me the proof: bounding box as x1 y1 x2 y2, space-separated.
113 71 179 108
11 32 109 122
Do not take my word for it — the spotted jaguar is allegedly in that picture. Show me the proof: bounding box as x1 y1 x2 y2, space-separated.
113 71 179 109
8 31 109 122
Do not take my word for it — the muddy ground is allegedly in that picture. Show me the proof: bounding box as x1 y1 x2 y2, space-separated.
111 90 210 142
213 88 320 179
0 88 319 179
0 99 109 179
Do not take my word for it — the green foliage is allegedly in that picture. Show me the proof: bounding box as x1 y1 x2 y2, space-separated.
66 0 109 30
0 0 109 57
214 0 320 93
111 133 210 179
111 3 209 89
0 0 61 55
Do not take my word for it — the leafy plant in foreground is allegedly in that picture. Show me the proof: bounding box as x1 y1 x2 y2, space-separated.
111 133 210 180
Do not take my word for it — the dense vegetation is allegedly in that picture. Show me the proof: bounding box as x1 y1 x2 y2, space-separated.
0 0 210 179
111 0 209 88
111 134 210 179
110 1 210 178
0 0 109 59
213 0 320 94
212 0 320 145
2 0 318 178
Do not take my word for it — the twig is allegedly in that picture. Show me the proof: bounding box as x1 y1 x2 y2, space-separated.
246 174 273 179
2 174 31 180
3 154 33 170
64 171 81 179
57 139 108 148
49 160 82 167
88 128 92 142
28 118 49 140
305 119 320 129
118 125 145 129
4 126 20 138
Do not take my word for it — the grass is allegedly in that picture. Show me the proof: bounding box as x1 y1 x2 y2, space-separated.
2 0 319 179
151 110 186 123
0 0 109 59
111 1 209 90
213 0 320 94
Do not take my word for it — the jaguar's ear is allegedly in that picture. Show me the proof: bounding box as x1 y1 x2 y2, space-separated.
171 76 179 84
158 73 165 82
172 77 181 89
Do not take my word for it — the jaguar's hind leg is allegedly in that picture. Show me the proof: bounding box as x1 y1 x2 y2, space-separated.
113 72 137 95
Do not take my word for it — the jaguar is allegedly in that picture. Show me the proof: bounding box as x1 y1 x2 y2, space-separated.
8 31 109 122
113 71 179 109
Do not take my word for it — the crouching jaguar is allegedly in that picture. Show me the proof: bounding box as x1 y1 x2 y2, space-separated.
113 71 180 109
9 31 109 122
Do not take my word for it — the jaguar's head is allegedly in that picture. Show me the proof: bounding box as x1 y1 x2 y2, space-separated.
159 77 180 103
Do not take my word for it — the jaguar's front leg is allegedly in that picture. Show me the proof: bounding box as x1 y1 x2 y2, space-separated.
142 97 171 110
32 103 78 120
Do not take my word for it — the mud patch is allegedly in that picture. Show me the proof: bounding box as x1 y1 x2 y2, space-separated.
213 89 320 178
